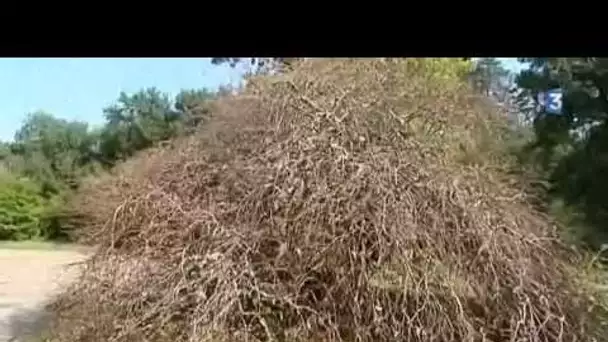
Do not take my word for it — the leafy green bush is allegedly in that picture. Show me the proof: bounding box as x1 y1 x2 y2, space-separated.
0 171 47 240
400 58 473 84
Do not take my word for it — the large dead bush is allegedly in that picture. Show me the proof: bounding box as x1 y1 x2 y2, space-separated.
50 59 600 342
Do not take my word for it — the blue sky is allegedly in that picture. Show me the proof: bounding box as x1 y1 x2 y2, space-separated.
0 58 525 141
0 58 245 141
498 57 526 73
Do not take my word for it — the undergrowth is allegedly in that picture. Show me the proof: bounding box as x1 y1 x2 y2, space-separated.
0 170 47 240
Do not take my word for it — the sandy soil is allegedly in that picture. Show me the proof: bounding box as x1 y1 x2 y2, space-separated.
0 248 87 342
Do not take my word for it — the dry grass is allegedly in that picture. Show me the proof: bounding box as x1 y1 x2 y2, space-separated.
48 59 602 342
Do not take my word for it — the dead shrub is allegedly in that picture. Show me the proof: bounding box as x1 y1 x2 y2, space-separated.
50 59 600 342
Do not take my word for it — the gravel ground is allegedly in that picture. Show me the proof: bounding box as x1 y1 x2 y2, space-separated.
0 248 87 342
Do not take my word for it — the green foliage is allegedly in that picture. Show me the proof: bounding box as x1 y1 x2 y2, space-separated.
0 172 46 240
397 58 473 85
514 58 608 250
469 58 511 95
174 88 215 132
7 112 99 195
0 86 218 241
101 88 175 159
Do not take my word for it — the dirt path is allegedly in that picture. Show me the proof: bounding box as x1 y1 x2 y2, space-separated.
0 248 88 342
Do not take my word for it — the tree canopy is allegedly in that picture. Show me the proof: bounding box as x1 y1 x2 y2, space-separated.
0 86 217 240
512 58 608 248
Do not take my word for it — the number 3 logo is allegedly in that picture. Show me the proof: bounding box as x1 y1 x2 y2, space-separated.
545 90 563 115
548 93 562 110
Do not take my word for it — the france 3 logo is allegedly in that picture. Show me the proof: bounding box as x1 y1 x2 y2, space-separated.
537 88 563 115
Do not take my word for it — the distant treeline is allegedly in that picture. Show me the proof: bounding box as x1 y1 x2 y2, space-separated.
0 86 225 240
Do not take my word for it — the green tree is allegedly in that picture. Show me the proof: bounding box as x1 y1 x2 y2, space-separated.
0 171 46 240
0 142 10 160
470 58 511 97
514 58 608 248
174 88 215 132
100 88 178 160
0 85 222 241
7 112 98 194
